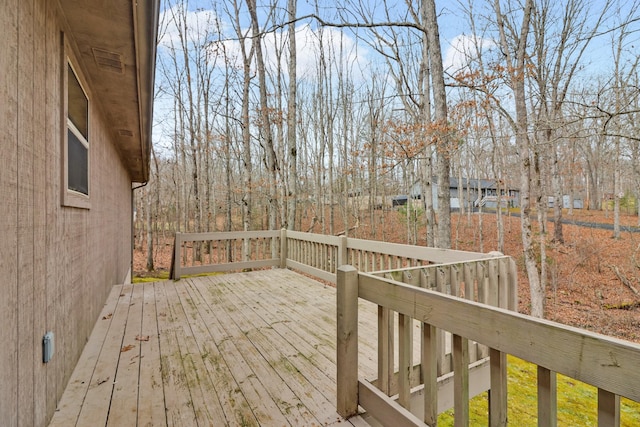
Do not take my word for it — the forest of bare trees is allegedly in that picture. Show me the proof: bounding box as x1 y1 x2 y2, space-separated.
137 0 640 317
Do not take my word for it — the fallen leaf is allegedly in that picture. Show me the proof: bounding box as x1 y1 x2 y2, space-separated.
135 335 150 342
121 344 135 352
102 313 113 320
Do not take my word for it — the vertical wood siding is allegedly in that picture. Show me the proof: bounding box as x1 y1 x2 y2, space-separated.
1 0 19 426
17 1 36 425
0 1 135 426
32 1 48 425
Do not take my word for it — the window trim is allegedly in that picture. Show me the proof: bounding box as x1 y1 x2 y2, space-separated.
62 43 91 209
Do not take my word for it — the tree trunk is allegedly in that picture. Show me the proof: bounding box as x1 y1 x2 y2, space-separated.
495 0 544 317
286 0 297 230
423 0 451 249
551 144 564 243
248 0 279 235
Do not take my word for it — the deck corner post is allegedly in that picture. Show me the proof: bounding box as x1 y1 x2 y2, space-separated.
280 228 287 269
172 233 182 280
337 265 359 418
338 235 348 268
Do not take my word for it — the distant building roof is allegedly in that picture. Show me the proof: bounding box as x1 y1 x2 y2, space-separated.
411 178 519 193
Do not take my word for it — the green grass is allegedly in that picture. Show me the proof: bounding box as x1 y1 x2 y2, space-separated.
438 355 640 426
132 270 224 283
132 271 170 283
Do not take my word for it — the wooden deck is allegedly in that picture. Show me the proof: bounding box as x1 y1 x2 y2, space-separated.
48 269 382 426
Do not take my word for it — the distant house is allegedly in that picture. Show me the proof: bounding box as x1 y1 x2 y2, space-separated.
395 177 520 209
0 1 159 426
548 195 584 209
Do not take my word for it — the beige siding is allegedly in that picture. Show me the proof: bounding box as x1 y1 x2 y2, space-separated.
1 0 19 426
1 1 135 426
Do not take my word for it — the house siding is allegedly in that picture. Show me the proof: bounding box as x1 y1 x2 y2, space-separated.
1 1 134 426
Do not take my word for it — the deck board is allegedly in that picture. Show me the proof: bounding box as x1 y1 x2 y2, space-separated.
75 284 133 426
165 280 228 425
137 282 166 427
209 275 337 425
50 269 375 426
180 279 258 426
107 282 145 427
155 279 199 426
195 274 312 426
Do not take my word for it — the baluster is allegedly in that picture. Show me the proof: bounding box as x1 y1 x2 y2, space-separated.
508 258 518 311
422 323 437 425
436 266 449 375
398 312 411 408
451 264 460 297
478 261 489 304
598 388 620 427
498 258 509 309
489 348 507 427
453 334 470 427
537 366 557 427
487 259 499 307
463 262 478 362
377 305 393 395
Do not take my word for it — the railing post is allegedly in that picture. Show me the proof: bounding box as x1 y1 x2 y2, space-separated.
280 228 287 269
338 235 348 269
173 233 182 280
337 265 358 418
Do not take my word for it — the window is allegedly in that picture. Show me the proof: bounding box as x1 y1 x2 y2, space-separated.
63 60 90 208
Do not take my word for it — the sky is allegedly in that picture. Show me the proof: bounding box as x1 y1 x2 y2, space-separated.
152 0 640 150
155 0 488 79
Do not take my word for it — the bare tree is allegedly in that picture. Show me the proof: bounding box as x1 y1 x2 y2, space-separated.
529 0 611 244
422 0 452 249
248 0 280 234
493 0 543 317
286 0 298 230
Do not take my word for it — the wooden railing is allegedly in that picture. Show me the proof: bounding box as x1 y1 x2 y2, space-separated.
170 228 502 281
336 265 640 427
170 230 283 279
170 229 516 421
370 257 516 387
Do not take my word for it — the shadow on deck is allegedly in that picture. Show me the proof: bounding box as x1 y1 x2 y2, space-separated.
49 270 375 426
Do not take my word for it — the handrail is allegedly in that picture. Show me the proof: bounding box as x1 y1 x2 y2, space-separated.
336 265 640 426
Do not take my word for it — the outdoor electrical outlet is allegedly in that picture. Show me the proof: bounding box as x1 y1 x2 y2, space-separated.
43 331 54 363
